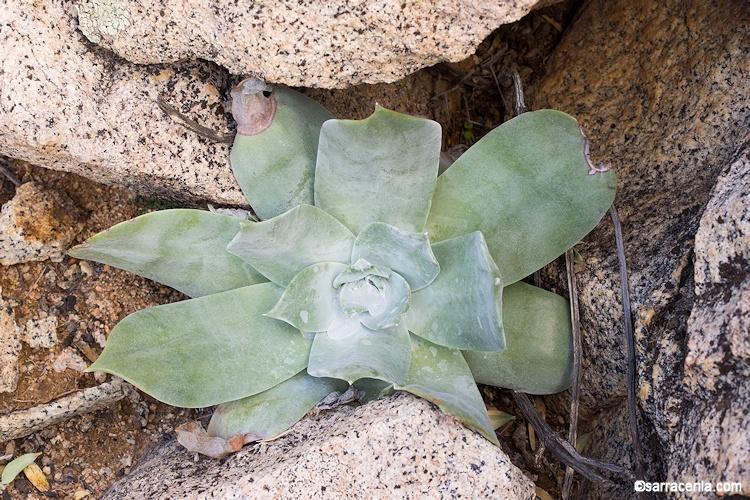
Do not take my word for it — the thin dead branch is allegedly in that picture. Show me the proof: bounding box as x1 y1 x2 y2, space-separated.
156 96 235 144
511 391 635 487
609 205 645 480
562 248 583 498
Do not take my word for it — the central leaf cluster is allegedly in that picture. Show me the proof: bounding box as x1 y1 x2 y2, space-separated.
332 258 410 337
226 206 505 387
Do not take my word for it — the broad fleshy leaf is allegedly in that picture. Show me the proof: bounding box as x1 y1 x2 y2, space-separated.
463 281 573 394
426 110 616 284
266 262 347 332
68 209 266 298
314 106 441 234
307 320 411 385
351 223 440 291
227 205 355 286
406 232 504 351
396 334 499 446
230 83 334 220
207 371 348 440
87 283 311 407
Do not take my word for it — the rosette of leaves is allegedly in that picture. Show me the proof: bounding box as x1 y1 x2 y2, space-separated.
69 78 616 456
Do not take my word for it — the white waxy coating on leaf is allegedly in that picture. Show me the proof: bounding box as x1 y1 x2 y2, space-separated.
227 205 355 286
314 107 442 234
230 86 334 220
463 281 573 395
351 222 440 291
207 371 348 441
426 109 616 285
307 320 411 385
265 262 347 332
87 283 312 408
396 334 498 446
407 232 504 351
68 209 266 298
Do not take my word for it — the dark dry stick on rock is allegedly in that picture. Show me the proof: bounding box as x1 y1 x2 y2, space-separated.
511 390 634 487
609 205 645 481
562 248 583 499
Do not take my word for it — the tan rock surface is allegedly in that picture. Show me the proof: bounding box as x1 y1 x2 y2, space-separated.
75 0 556 88
103 393 536 499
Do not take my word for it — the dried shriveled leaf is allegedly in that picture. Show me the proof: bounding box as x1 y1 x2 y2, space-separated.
487 409 516 430
426 110 616 284
22 462 49 492
88 283 312 408
69 209 266 298
176 421 244 459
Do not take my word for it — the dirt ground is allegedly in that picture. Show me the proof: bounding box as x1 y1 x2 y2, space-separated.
1 3 582 498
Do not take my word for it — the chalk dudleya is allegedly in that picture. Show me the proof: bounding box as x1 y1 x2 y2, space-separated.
69 77 616 457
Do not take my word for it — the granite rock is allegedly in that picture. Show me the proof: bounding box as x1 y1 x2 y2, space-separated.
0 1 246 206
0 293 21 393
1 0 460 206
0 182 82 265
103 393 535 498
75 0 555 88
532 0 750 496
22 314 59 349
674 148 750 490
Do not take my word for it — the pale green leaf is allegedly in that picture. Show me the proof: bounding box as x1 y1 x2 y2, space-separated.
353 378 395 404
87 283 311 407
1 453 41 485
314 106 442 234
351 223 440 291
207 371 348 440
426 110 616 284
227 205 355 286
406 232 504 351
266 262 347 332
463 281 573 394
68 209 266 298
396 335 499 446
352 272 411 330
230 86 334 220
307 320 411 385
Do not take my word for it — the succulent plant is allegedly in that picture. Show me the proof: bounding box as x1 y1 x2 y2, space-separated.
69 78 615 457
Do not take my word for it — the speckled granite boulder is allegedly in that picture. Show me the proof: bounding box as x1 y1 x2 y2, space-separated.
75 0 555 88
531 0 749 496
103 393 535 499
0 0 558 206
0 182 82 265
675 150 750 489
0 0 246 206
